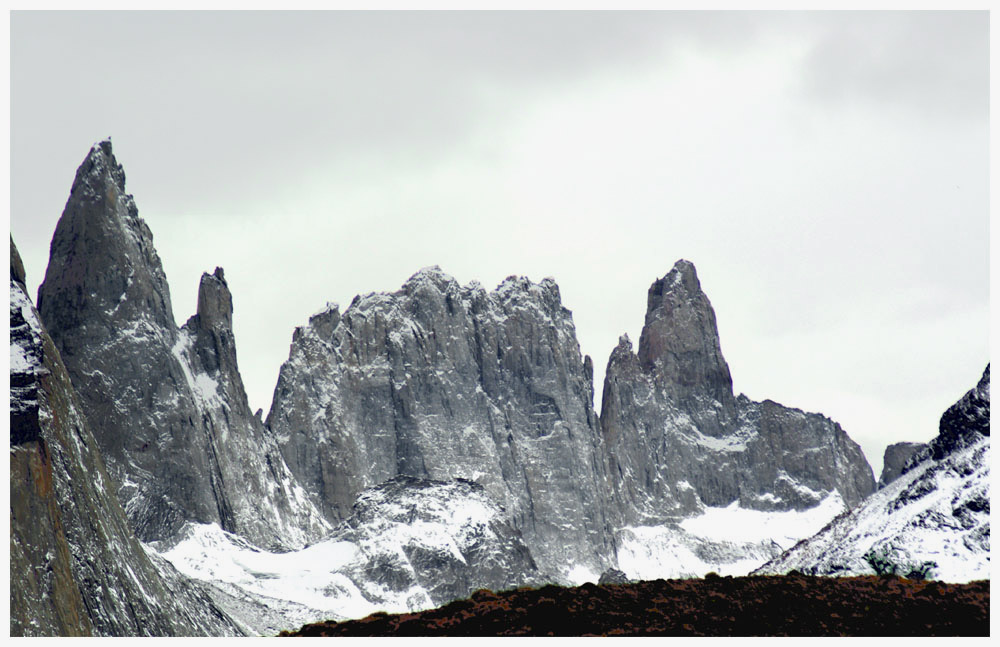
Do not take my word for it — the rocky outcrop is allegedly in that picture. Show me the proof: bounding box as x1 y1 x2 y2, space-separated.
267 267 617 581
878 442 927 489
601 261 875 529
755 365 990 582
636 262 737 437
36 141 328 549
10 239 244 636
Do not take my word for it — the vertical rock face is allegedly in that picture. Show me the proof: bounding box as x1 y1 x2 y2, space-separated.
601 260 876 527
878 442 927 489
756 365 990 582
36 141 328 549
267 267 617 581
636 261 736 436
10 240 243 636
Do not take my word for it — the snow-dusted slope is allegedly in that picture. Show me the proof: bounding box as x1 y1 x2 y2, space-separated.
756 366 990 582
148 477 541 634
617 492 847 580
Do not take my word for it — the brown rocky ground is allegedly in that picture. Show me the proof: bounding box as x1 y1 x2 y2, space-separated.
279 573 989 637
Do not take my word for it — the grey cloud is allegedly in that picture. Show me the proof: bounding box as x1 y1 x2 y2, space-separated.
797 11 988 121
11 11 782 217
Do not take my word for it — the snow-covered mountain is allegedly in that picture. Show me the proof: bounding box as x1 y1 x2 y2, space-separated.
600 261 876 578
15 140 938 636
755 365 990 582
266 266 618 582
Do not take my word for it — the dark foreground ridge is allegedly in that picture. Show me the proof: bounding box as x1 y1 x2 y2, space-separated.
280 574 989 637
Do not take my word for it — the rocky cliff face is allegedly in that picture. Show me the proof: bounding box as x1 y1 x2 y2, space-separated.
755 365 990 582
601 260 876 528
10 239 244 636
266 267 617 581
878 442 927 489
36 141 328 549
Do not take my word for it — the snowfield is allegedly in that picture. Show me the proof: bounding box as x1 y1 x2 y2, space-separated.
149 522 402 626
146 476 542 634
617 492 846 580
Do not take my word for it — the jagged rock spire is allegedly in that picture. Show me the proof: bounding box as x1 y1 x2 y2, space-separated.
196 267 232 331
601 260 875 540
36 142 329 548
636 259 735 421
38 139 175 342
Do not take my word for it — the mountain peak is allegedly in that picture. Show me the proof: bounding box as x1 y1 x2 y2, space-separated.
636 262 734 411
404 265 455 287
196 267 233 331
644 259 702 321
39 141 175 345
69 138 128 204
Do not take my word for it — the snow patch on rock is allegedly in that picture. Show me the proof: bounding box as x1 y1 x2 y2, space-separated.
617 492 846 580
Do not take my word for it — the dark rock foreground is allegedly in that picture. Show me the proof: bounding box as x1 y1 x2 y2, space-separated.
280 574 989 637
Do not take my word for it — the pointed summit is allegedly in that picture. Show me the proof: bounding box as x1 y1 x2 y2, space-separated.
637 259 735 417
36 143 329 547
38 139 175 344
10 237 243 637
195 267 233 332
67 139 127 203
601 260 875 554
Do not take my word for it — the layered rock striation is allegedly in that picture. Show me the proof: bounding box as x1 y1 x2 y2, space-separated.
10 239 244 636
601 261 875 529
267 267 618 580
36 141 328 549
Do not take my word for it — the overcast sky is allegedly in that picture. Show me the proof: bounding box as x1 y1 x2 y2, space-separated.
10 10 989 477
